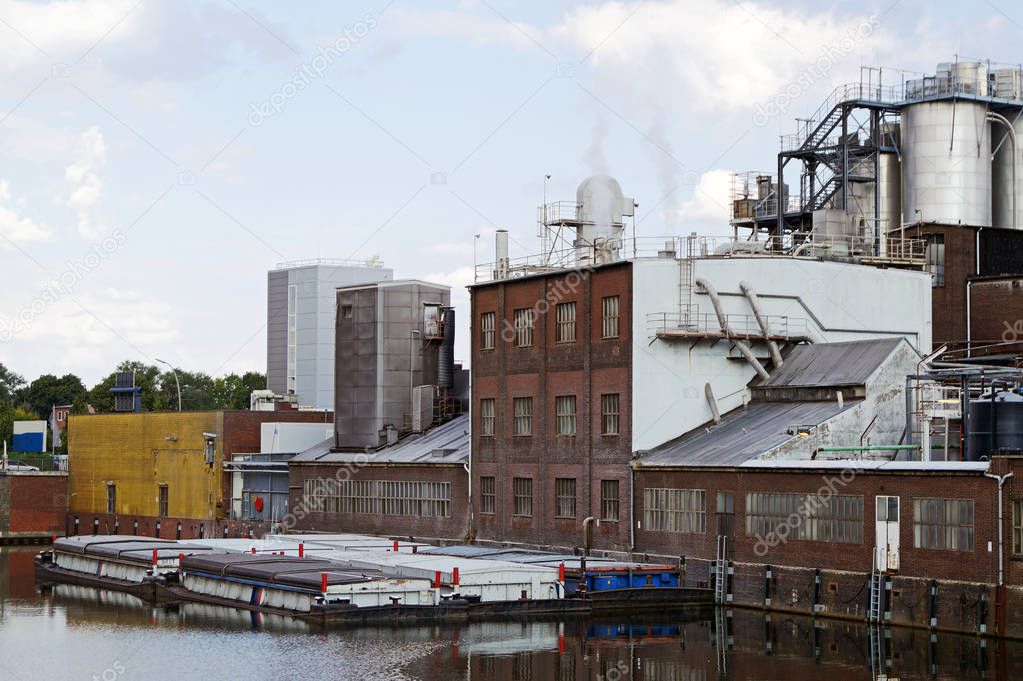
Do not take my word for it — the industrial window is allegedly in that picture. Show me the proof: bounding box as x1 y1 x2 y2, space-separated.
342 480 451 517
644 488 706 533
555 302 576 343
287 284 297 394
514 308 534 347
601 393 620 435
340 304 353 319
480 311 496 350
555 395 576 436
158 485 169 518
302 478 337 513
106 483 116 515
513 397 533 436
555 478 576 519
925 234 945 287
601 295 620 338
479 398 496 436
480 476 496 515
513 477 533 517
913 497 974 551
1014 500 1023 554
601 480 620 521
745 493 863 544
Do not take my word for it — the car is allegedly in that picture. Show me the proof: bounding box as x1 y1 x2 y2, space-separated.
3 460 40 471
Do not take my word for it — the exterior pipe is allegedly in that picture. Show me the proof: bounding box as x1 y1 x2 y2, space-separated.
704 383 721 423
988 112 1017 230
984 472 1013 588
696 277 771 380
817 445 920 452
582 516 595 557
739 281 784 367
628 464 636 553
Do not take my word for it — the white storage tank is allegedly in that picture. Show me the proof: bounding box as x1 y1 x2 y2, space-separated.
991 114 1023 229
901 100 992 226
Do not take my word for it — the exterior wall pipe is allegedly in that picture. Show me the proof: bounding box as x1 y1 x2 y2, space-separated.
696 277 770 380
704 383 721 423
739 280 784 367
984 471 1013 587
582 516 595 556
988 111 1017 230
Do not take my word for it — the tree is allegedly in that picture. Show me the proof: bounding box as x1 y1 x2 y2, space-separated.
20 374 87 419
89 361 166 412
0 363 25 403
0 403 41 450
211 371 267 409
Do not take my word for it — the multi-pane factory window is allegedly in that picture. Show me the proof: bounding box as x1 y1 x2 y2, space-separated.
601 295 620 338
913 497 974 551
302 479 452 517
158 485 169 518
601 480 620 521
340 304 353 320
1014 500 1023 554
925 234 945 287
513 477 533 517
555 395 576 436
480 476 496 515
106 483 116 514
555 478 576 518
601 393 620 435
513 397 533 436
479 398 495 436
480 311 496 350
643 488 706 533
514 308 533 347
745 493 863 544
555 302 576 343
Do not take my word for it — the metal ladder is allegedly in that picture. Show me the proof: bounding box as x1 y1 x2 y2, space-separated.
678 257 698 329
868 548 885 623
714 535 730 604
868 624 886 675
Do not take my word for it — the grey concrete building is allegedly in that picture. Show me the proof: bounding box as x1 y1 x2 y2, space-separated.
335 280 451 449
266 259 393 409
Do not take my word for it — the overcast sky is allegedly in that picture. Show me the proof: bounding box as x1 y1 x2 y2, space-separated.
0 0 1018 385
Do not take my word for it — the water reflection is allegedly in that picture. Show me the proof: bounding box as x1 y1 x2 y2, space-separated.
2 548 1020 681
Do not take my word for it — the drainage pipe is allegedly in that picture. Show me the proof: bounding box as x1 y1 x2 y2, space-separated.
704 383 722 423
739 280 784 368
582 516 595 557
696 278 770 380
984 471 1013 588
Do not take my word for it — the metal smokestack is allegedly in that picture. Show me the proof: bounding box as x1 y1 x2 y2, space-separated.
495 230 509 279
438 307 455 389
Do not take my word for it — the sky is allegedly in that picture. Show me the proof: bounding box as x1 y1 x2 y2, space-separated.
0 0 1020 386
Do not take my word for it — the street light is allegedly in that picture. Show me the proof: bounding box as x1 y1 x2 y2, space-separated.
155 357 182 411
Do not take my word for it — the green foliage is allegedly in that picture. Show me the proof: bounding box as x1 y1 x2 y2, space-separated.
20 373 87 419
0 363 25 402
0 402 41 449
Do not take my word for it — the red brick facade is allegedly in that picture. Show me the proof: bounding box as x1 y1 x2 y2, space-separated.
0 472 67 538
471 263 633 551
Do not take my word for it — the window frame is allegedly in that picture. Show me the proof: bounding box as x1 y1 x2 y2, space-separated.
479 311 496 351
555 395 577 436
601 479 620 521
480 476 496 515
555 478 576 519
555 301 577 343
601 393 620 435
479 397 496 437
106 483 116 515
1014 499 1023 555
158 484 169 518
513 397 533 437
513 308 534 347
601 295 621 339
513 477 533 517
913 497 974 552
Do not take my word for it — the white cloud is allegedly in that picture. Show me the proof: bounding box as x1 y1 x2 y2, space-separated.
388 5 545 52
0 178 53 248
63 126 107 239
677 169 733 235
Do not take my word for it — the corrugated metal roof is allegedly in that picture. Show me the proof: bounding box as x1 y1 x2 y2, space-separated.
740 459 990 472
636 401 852 468
758 338 906 388
290 414 469 465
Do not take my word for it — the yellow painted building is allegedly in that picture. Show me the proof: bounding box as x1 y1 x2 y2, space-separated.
68 412 225 521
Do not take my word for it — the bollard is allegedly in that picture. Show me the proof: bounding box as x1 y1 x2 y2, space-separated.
393 540 399 552
434 570 442 589
152 549 158 567
299 542 304 558
559 562 566 582
453 567 460 586
321 572 328 593
251 547 256 555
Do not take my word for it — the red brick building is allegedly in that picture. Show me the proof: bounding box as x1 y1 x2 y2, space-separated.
0 471 67 540
471 262 633 551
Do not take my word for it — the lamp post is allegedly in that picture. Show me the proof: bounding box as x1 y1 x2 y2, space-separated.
155 358 182 411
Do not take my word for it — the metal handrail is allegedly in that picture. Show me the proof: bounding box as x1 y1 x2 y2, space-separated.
274 258 385 269
647 311 813 341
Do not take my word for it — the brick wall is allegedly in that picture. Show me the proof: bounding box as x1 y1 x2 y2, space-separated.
0 472 67 538
64 511 270 541
471 262 632 551
288 462 469 541
969 276 1023 356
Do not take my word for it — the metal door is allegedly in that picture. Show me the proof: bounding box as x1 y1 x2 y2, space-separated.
875 495 900 571
717 492 735 559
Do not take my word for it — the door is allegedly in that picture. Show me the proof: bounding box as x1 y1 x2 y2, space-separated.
717 492 735 559
875 495 900 571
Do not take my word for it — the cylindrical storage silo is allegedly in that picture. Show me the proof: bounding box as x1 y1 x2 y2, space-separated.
878 151 902 233
991 113 1023 229
901 100 992 226
966 391 1023 460
437 307 455 388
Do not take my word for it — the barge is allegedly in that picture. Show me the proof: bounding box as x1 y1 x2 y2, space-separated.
36 534 712 626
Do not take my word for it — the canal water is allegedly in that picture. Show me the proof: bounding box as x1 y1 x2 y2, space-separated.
1 547 1020 680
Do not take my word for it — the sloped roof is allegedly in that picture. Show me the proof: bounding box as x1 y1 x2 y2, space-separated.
290 414 469 465
635 401 853 468
758 337 907 389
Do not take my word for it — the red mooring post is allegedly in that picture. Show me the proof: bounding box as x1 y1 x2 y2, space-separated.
321 572 328 593
393 539 399 552
452 567 460 586
299 542 304 558
151 549 158 566
178 552 184 564
434 570 442 589
251 547 256 555
559 562 566 581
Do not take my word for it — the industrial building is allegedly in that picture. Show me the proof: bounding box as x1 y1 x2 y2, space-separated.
729 58 1023 362
67 409 332 539
266 258 393 409
470 174 931 552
